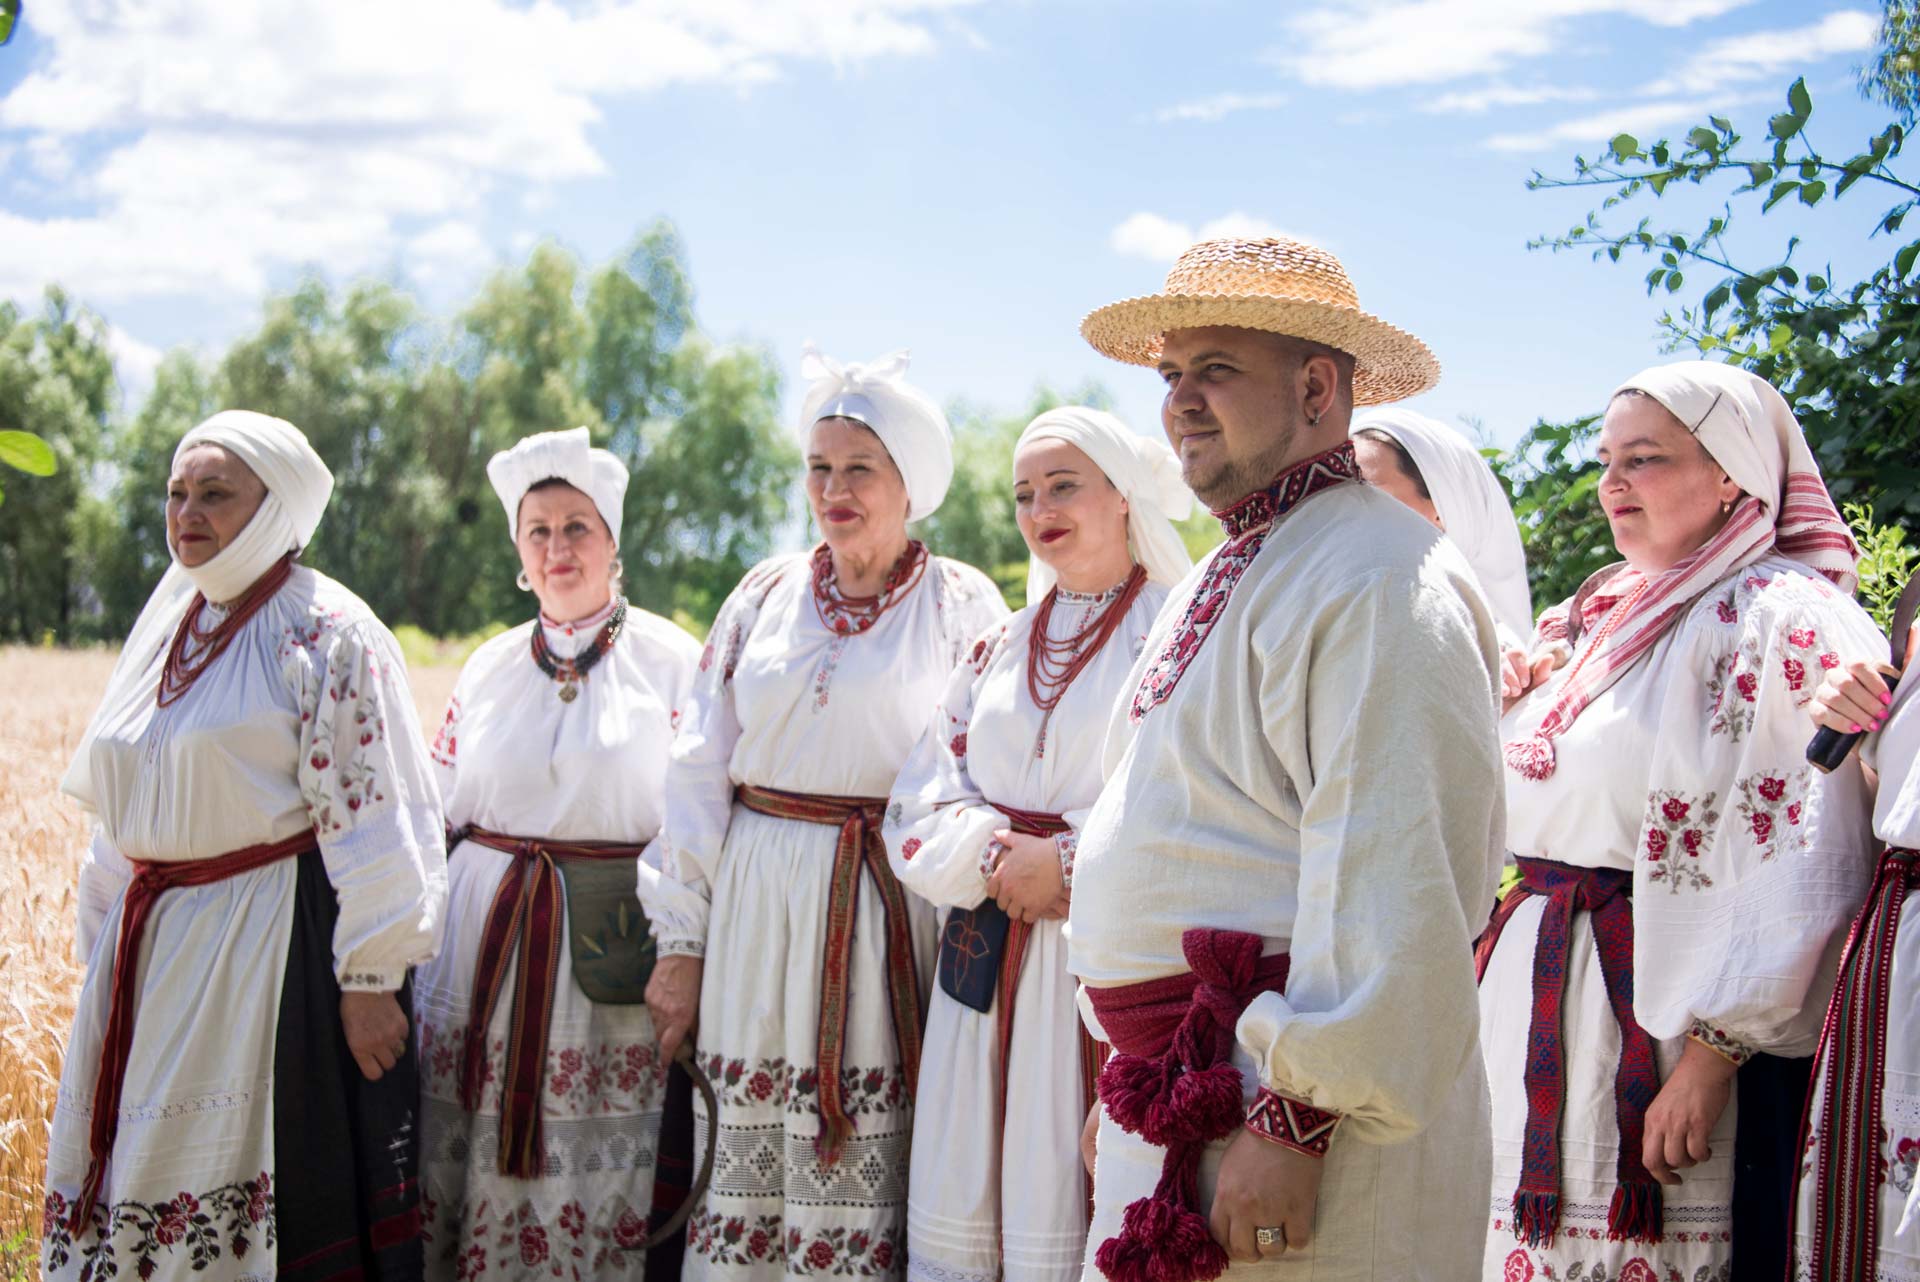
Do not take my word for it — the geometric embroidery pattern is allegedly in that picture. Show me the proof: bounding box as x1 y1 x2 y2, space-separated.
1245 1087 1341 1157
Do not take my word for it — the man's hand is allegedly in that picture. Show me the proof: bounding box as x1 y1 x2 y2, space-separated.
646 954 704 1060
1642 1039 1738 1185
984 830 1065 923
341 990 410 1082
1207 1128 1324 1261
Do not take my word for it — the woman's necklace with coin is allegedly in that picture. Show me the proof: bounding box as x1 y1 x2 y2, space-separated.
530 598 627 702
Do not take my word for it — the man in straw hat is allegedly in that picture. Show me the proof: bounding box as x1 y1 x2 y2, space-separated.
1064 236 1505 1281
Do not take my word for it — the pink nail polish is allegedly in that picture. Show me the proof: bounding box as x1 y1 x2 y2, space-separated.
1851 723 1864 733
1883 692 1894 706
1873 719 1884 731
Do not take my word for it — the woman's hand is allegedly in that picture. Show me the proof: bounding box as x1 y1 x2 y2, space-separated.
984 830 1066 923
1081 1100 1101 1179
646 955 704 1060
1808 660 1895 735
1501 645 1564 714
1642 1038 1739 1185
340 990 410 1082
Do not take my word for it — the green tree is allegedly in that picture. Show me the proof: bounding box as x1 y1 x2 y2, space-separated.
97 223 795 638
1867 0 1920 120
0 289 116 642
1495 75 1920 612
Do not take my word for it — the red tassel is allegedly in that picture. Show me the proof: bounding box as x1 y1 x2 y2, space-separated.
1095 1195 1229 1282
1512 1190 1559 1247
1097 1053 1165 1136
1504 735 1557 782
1606 1180 1663 1243
1155 1063 1246 1144
814 1116 854 1168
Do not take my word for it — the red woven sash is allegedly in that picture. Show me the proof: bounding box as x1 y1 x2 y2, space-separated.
1085 928 1290 1282
71 831 316 1233
735 784 924 1165
455 827 648 1178
1476 857 1661 1247
1798 846 1920 1279
987 804 1070 1131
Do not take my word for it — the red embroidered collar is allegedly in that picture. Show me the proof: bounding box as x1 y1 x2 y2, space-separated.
1212 442 1360 540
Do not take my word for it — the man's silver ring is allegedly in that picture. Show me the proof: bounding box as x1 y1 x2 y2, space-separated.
1254 1226 1284 1251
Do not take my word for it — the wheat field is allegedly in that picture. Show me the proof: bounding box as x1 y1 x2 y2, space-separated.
0 647 459 1277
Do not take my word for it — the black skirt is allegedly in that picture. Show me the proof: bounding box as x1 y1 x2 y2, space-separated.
273 852 424 1282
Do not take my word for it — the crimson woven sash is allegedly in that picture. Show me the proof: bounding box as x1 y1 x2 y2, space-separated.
735 784 924 1165
1797 845 1919 1279
981 803 1070 1130
456 827 649 1178
71 830 316 1232
1085 929 1290 1282
1476 857 1661 1246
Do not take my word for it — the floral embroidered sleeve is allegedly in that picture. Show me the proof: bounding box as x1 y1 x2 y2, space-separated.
884 622 1012 909
74 825 133 965
642 558 791 957
295 616 450 992
1630 566 1884 1053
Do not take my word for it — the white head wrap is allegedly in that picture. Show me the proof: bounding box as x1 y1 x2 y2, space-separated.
62 409 335 805
1015 407 1195 605
486 427 630 544
798 343 953 521
1352 408 1533 639
1613 360 1858 590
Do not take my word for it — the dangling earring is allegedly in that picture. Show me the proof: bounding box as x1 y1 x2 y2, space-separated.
1721 499 1732 516
1306 408 1323 427
516 570 532 591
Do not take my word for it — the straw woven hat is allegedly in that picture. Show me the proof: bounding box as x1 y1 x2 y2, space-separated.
1080 236 1440 406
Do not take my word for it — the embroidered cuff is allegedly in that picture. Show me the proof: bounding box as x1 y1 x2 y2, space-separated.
1687 1020 1754 1066
978 837 1002 882
658 939 706 960
338 967 405 993
1245 1087 1341 1157
1056 831 1078 891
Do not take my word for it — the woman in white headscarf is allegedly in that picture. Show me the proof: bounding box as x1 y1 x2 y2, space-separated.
639 346 1008 1282
1476 363 1881 1282
883 406 1191 1282
1350 408 1533 643
413 428 702 1278
42 411 447 1282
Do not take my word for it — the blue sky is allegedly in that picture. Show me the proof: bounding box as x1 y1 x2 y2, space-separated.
0 0 1898 455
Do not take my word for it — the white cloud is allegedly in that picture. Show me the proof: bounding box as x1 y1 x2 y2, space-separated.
1273 0 1753 90
1152 91 1291 124
1422 83 1599 114
1110 211 1309 262
105 324 162 407
1482 93 1765 152
406 220 494 288
0 0 985 305
1644 9 1878 96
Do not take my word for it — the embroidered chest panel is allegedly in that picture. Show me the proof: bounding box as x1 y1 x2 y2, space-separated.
1129 443 1357 723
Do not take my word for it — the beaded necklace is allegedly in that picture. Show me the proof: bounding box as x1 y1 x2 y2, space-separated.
156 553 296 708
810 541 927 636
530 597 627 702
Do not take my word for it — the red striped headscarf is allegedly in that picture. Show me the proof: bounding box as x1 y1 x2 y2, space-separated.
1505 361 1858 782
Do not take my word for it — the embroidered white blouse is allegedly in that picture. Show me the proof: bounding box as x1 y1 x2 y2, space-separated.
1502 553 1883 1056
1068 484 1507 1144
72 566 448 991
429 600 701 843
639 551 1010 956
883 580 1172 903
